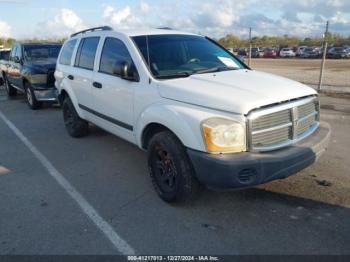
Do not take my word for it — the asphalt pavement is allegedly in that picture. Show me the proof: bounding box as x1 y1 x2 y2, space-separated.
0 86 350 255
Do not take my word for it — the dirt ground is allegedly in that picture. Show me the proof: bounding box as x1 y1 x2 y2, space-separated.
251 58 350 88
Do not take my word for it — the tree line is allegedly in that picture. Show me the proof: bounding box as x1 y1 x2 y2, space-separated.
0 37 66 48
1 33 350 49
217 33 350 48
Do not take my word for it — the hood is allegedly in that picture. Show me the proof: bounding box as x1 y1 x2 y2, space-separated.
24 58 57 73
157 70 317 115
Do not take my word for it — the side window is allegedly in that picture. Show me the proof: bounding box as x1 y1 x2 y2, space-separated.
75 37 100 70
99 37 133 76
59 39 77 65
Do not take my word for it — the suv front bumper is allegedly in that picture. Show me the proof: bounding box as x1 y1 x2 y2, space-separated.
187 122 331 190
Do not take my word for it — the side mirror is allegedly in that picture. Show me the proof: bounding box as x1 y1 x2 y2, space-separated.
14 56 22 64
112 61 139 82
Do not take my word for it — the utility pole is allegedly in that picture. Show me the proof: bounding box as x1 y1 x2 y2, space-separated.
248 27 252 67
318 21 329 91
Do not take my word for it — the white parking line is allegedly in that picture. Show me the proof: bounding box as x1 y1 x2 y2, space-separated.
0 110 135 255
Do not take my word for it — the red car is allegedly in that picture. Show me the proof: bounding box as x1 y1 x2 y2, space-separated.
263 48 277 58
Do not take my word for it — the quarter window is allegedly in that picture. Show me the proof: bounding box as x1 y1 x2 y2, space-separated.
99 37 133 76
75 37 100 70
59 39 77 65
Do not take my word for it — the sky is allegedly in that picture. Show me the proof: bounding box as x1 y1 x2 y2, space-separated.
0 0 350 39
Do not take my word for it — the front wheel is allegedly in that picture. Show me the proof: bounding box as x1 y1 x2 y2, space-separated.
148 131 200 203
25 82 43 110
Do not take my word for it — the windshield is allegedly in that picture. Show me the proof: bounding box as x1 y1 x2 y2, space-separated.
132 34 245 79
23 45 62 61
0 50 10 60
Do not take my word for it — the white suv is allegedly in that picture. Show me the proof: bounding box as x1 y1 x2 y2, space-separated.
55 26 331 203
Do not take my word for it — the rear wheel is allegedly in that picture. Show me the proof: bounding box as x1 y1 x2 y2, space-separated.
148 131 200 203
4 75 17 97
24 82 43 110
62 96 89 138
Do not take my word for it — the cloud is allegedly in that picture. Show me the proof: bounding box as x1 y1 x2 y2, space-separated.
36 9 86 38
8 0 350 39
102 4 142 29
140 1 150 14
0 20 11 38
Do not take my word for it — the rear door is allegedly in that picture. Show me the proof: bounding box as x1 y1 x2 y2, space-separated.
91 37 136 143
72 37 100 113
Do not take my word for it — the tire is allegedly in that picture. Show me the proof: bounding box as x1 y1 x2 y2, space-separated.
24 82 43 110
62 96 89 138
4 75 17 97
148 131 200 203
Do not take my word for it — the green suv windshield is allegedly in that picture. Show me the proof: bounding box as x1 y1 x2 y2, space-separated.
132 34 245 79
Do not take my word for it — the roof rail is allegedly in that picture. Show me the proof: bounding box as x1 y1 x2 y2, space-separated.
71 26 113 37
157 27 173 30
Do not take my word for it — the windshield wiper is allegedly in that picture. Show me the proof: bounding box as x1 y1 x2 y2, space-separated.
193 66 239 75
155 71 192 79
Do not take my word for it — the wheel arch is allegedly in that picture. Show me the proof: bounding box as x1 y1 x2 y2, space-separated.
58 85 84 117
136 104 205 152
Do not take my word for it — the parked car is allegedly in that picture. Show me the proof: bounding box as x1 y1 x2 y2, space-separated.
237 48 247 56
227 47 234 54
296 46 307 57
263 48 277 58
259 48 265 57
55 26 330 203
327 47 350 59
279 48 296 58
0 42 62 109
301 47 320 58
251 47 260 58
0 48 11 86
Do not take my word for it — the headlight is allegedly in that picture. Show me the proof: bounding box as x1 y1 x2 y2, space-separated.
30 74 47 84
201 117 246 153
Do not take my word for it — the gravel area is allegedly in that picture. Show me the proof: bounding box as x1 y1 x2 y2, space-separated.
251 58 350 88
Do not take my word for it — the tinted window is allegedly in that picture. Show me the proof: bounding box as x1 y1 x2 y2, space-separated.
0 50 10 60
133 35 244 79
23 45 61 61
59 39 77 65
75 37 100 70
99 38 133 75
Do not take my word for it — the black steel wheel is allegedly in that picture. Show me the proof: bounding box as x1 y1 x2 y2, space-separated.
148 131 200 203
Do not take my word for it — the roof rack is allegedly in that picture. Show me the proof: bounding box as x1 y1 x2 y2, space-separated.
71 26 113 37
157 27 173 30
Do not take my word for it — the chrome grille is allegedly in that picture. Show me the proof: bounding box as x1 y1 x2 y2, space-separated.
252 126 291 147
297 114 317 136
252 109 291 131
248 97 319 151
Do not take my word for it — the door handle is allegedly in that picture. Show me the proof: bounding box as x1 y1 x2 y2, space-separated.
93 82 102 89
67 75 74 80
